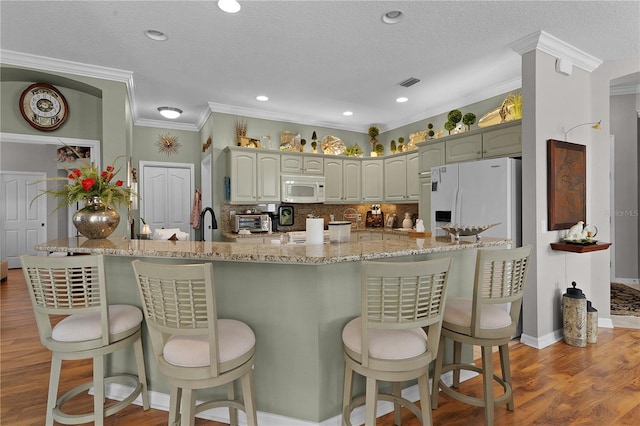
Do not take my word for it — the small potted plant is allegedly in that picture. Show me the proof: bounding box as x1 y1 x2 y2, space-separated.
463 112 477 131
368 125 380 152
390 139 397 154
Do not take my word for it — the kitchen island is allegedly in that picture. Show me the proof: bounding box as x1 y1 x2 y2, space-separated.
36 236 511 424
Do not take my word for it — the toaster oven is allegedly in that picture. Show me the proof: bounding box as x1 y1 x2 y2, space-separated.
233 214 271 233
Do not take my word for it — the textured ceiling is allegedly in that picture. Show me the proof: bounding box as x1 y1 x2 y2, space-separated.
1 1 639 132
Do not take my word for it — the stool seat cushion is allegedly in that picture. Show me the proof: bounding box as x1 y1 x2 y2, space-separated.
342 317 428 360
443 297 512 330
163 319 255 367
52 304 142 342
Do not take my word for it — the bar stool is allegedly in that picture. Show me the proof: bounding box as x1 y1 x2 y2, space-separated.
20 254 149 426
431 245 532 425
131 260 257 426
342 257 452 426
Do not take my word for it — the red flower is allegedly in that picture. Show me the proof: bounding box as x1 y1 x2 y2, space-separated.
101 171 108 179
116 180 124 187
106 165 114 172
81 178 96 191
69 169 82 179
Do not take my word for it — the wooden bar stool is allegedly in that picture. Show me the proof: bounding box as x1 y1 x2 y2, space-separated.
431 245 532 425
20 254 149 426
132 260 257 426
342 257 453 426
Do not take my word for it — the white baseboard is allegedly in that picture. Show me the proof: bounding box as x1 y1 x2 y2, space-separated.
101 370 478 426
520 329 563 349
598 317 614 328
612 277 640 285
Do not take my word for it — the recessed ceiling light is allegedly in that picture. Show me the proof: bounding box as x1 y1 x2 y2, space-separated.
218 0 241 14
382 10 403 24
256 95 269 101
396 97 409 103
157 107 182 119
144 29 168 41
343 111 354 116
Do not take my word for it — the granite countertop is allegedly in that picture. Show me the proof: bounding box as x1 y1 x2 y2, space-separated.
222 227 424 240
36 235 511 265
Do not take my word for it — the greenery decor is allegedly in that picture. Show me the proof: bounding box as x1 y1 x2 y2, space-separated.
344 144 363 157
374 143 385 155
390 140 397 154
368 125 380 151
397 136 406 152
311 140 318 153
447 110 462 125
428 123 435 139
444 121 456 135
33 146 133 210
462 112 477 130
300 138 307 152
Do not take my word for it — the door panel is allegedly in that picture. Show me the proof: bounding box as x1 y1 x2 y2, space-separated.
1 172 47 267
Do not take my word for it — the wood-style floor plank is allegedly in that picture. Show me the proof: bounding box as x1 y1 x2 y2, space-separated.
2 268 639 425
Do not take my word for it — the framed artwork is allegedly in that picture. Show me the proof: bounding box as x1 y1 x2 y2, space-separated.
278 205 294 227
547 139 586 230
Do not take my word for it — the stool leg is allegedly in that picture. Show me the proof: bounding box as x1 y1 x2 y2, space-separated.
452 341 462 387
419 373 433 426
499 343 514 411
227 382 238 426
169 386 182 426
365 377 378 426
93 355 105 426
392 382 402 425
431 334 445 409
181 388 196 426
481 346 495 426
133 335 149 410
46 355 63 426
241 369 258 426
342 364 354 426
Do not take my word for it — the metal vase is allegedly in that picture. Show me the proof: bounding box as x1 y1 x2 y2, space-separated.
72 196 120 239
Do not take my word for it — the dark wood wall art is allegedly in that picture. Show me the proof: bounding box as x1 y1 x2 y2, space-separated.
547 139 586 230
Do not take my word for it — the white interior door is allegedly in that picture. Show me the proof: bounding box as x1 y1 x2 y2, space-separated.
140 161 194 240
1 172 47 267
200 154 214 241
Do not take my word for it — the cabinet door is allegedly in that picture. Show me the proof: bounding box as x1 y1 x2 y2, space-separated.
229 151 256 203
324 158 343 202
482 124 521 158
303 156 324 174
445 134 482 163
257 153 280 202
406 152 419 200
281 155 302 174
418 141 445 174
342 160 361 202
361 159 384 202
418 177 432 230
384 156 407 201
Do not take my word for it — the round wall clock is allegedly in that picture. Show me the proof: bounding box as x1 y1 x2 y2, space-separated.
19 83 69 131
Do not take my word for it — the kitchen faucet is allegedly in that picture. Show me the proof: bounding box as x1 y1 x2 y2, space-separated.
199 207 218 241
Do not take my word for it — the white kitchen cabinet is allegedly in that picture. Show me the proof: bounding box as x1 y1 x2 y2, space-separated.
445 134 483 163
226 147 280 203
445 123 521 163
324 158 361 203
482 124 522 158
418 141 445 174
281 154 324 175
384 152 419 202
361 159 384 202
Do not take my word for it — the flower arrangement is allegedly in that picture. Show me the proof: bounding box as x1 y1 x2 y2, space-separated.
34 147 133 210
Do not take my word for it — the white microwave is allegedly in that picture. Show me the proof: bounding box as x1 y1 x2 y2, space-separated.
281 175 325 203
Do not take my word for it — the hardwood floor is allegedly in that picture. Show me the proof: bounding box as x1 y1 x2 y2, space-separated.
2 267 639 425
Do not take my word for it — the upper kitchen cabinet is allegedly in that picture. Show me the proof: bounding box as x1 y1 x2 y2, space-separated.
384 151 419 202
445 122 521 163
281 153 324 175
226 147 280 204
418 141 445 176
324 158 361 203
361 159 384 202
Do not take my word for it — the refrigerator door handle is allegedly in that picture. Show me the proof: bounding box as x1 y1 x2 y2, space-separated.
455 186 463 224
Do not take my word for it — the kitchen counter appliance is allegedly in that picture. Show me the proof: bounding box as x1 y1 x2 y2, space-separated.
233 213 271 233
365 204 384 228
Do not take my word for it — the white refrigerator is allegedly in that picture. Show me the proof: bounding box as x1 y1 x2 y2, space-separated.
430 157 521 246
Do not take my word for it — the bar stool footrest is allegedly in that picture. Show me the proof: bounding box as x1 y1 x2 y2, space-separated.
438 363 512 408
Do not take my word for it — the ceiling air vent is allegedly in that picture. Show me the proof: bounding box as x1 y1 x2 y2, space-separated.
398 77 421 88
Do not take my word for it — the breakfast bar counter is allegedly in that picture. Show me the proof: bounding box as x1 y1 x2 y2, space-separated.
36 236 511 424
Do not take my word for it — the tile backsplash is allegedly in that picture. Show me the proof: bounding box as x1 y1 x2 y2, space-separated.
221 202 418 233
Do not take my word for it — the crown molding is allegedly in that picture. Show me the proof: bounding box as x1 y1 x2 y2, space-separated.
510 31 603 72
135 118 199 132
610 83 640 96
207 102 364 133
